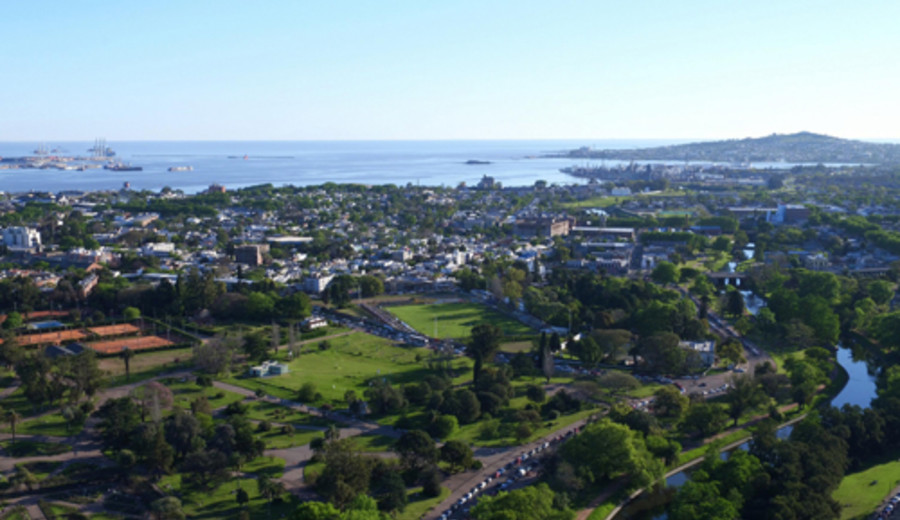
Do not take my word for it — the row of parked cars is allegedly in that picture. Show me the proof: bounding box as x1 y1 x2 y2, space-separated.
877 493 900 519
438 431 581 520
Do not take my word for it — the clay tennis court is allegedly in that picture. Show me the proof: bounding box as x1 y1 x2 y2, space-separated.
88 335 174 355
17 329 87 346
88 324 141 337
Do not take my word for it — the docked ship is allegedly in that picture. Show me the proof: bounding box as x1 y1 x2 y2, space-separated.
88 138 116 157
168 166 193 172
104 162 143 172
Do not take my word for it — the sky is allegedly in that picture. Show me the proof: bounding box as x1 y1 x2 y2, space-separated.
3 0 899 141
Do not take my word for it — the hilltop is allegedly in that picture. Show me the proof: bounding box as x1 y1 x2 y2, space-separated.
553 132 900 165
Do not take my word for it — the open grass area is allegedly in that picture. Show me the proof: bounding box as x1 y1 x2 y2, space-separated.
258 427 322 449
1 412 83 437
18 460 62 482
451 407 597 448
499 341 533 354
587 500 618 520
388 302 533 340
398 486 450 520
166 380 247 411
101 346 194 386
1 439 70 457
833 454 900 520
347 433 397 453
223 332 467 405
159 457 293 520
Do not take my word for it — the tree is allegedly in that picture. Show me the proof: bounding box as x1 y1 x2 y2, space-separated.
123 306 141 320
670 480 740 520
725 289 745 318
193 334 239 374
716 340 745 367
428 414 458 439
560 419 662 488
394 430 438 474
441 440 474 473
243 331 269 363
131 381 174 422
633 332 685 375
471 483 573 520
236 487 249 508
596 372 641 395
121 347 134 380
682 402 727 437
725 375 765 426
97 397 142 451
5 409 22 444
2 312 23 330
526 384 546 404
150 497 185 520
468 323 502 385
651 261 680 285
653 386 689 420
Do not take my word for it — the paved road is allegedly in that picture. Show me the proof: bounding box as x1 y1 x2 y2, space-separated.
424 417 594 520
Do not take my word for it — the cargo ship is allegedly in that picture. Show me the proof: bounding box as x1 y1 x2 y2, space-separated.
168 166 193 172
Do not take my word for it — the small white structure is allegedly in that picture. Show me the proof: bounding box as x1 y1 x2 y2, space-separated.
302 316 328 331
248 360 290 377
679 340 716 367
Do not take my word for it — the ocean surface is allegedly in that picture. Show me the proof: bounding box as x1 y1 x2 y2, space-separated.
0 140 686 194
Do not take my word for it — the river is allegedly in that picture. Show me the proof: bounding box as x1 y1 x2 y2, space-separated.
613 342 877 520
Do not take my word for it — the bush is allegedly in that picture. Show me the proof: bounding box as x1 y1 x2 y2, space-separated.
257 421 272 433
297 382 317 402
195 375 213 387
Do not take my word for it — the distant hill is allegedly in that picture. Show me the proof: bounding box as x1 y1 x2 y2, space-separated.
553 132 900 165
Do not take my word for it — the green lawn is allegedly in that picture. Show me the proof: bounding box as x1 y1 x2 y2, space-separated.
223 332 462 404
1 440 70 457
451 407 597 448
563 196 627 209
388 302 533 340
833 456 900 520
347 433 397 453
159 457 294 520
398 486 450 520
167 380 247 411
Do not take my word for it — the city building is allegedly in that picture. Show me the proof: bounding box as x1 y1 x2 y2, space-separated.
235 244 269 266
3 227 41 252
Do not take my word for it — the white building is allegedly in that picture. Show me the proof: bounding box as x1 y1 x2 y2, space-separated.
679 340 716 367
303 273 334 294
3 227 41 251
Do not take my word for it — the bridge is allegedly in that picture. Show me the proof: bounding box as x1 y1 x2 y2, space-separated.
706 271 748 288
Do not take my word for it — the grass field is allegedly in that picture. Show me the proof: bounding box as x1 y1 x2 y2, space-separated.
100 346 193 384
223 332 470 404
389 302 533 339
398 486 450 520
159 456 294 520
1 440 70 457
833 455 900 520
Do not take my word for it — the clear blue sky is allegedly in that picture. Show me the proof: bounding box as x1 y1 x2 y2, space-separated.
4 0 898 141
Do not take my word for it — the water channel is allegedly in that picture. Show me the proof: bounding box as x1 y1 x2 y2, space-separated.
613 273 879 519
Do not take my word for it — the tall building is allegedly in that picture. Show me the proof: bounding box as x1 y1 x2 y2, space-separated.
3 227 41 251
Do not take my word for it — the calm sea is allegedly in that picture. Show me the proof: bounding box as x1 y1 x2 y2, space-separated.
0 140 684 194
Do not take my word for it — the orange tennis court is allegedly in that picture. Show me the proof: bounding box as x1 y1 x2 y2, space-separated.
88 335 175 355
17 329 87 346
88 324 141 337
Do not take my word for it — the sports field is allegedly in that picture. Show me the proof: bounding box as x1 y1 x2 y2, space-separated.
388 302 533 339
88 335 174 354
224 331 472 403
